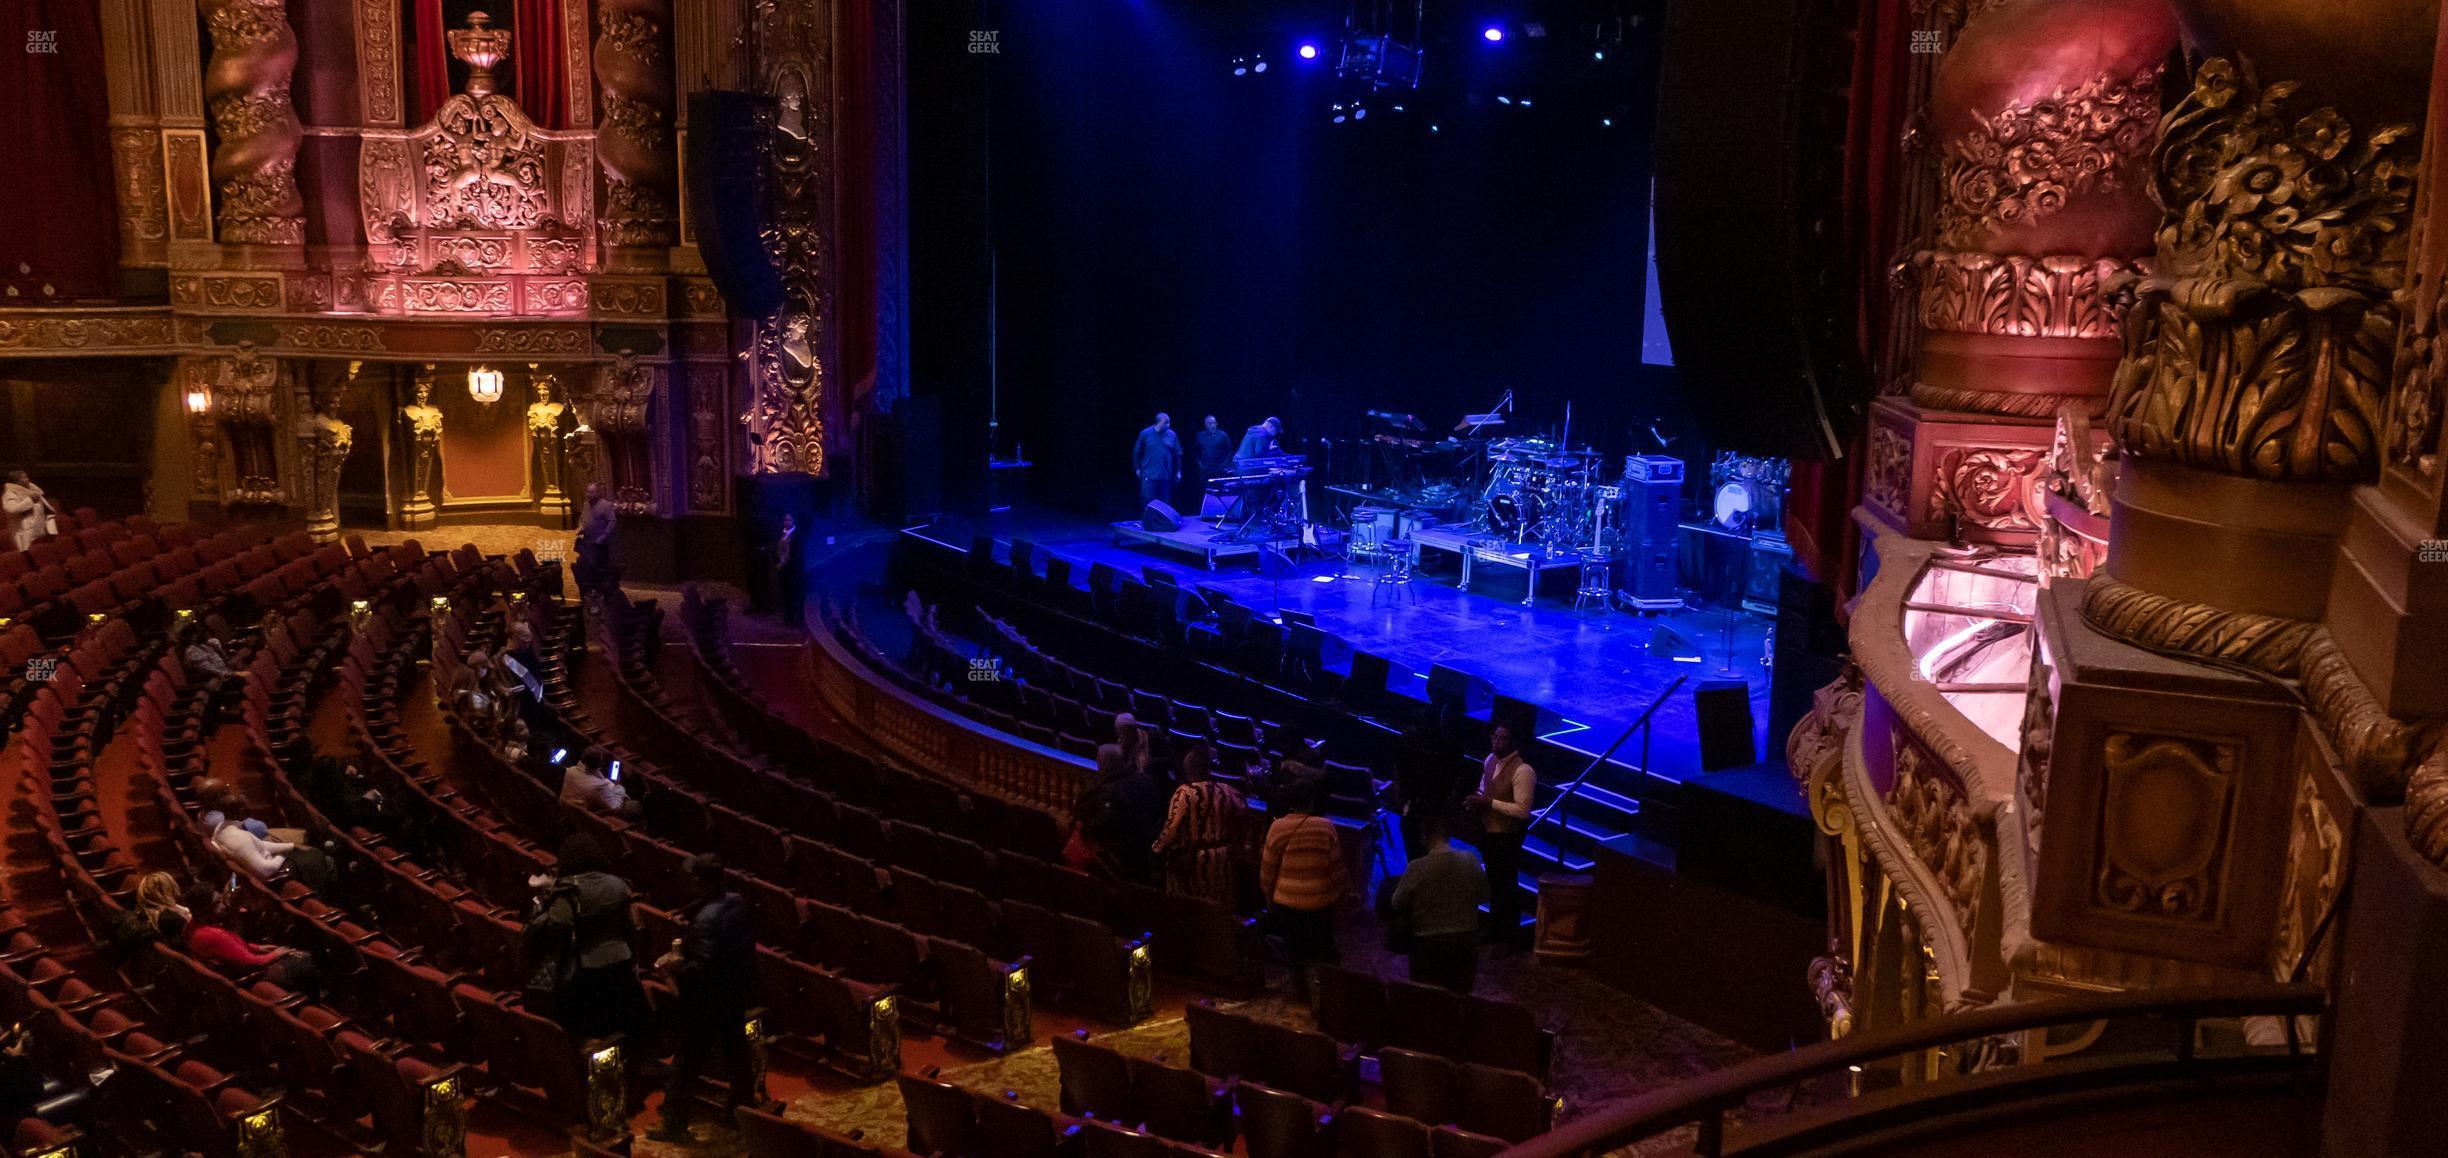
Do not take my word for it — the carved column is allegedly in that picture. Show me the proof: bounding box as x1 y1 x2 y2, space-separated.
592 352 662 514
742 0 837 477
1862 0 2173 547
595 0 680 256
198 0 306 249
297 368 355 542
212 342 288 505
2093 58 2417 636
99 0 170 268
177 357 225 512
401 366 442 528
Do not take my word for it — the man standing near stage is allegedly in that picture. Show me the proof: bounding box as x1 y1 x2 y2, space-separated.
1465 722 1536 947
574 483 616 597
1193 415 1235 495
774 512 807 628
1236 416 1282 463
1133 412 1181 508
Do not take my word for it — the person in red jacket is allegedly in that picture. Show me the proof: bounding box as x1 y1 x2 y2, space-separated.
163 882 322 997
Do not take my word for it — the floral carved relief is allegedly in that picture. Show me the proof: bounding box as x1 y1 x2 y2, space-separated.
2109 58 2418 484
1936 68 2161 250
1889 740 1985 945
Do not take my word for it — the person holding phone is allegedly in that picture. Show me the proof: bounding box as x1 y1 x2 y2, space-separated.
558 746 640 819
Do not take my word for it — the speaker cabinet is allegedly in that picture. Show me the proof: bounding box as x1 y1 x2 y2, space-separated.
1140 500 1182 532
1694 679 1757 772
683 91 784 318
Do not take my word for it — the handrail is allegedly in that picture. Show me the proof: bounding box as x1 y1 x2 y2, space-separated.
1498 982 2324 1157
1529 673 1687 833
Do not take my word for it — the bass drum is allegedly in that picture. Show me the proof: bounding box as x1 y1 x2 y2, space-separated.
1484 480 1546 542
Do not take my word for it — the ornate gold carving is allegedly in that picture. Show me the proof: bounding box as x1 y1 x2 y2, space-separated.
2109 58 2418 483
298 372 355 542
402 369 442 523
2029 409 2113 585
172 274 284 311
1915 251 2145 340
0 313 175 352
594 353 660 514
686 363 728 512
582 1043 625 1142
682 279 725 317
2299 631 2448 804
111 128 169 248
864 995 902 1081
473 327 588 354
529 369 569 510
165 131 212 240
1808 954 1855 1039
745 310 825 474
1788 664 1864 789
2094 732 2237 922
1929 446 2044 534
1889 740 1986 941
1867 424 1913 516
2270 769 2341 981
355 0 401 125
184 359 224 501
213 342 288 504
276 323 382 352
359 12 595 316
2014 654 2056 847
2079 575 2319 678
199 0 305 245
2387 276 2447 477
594 0 678 246
1002 965 1033 1051
2406 742 2448 867
1937 68 2160 248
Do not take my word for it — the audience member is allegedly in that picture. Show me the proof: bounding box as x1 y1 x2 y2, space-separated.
167 883 323 996
2 470 55 552
1152 744 1247 907
201 782 341 896
1073 742 1164 881
135 871 188 935
1261 781 1350 1002
522 834 646 1039
1466 722 1536 946
1389 817 1489 993
650 853 757 1142
558 746 640 818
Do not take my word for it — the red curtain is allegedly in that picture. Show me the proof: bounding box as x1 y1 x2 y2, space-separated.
1 0 118 300
513 0 569 128
412 0 451 122
1785 0 1914 596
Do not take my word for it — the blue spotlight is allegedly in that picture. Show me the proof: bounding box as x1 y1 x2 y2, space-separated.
1483 25 1505 42
1298 41 1320 60
1254 59 1268 73
1496 94 1512 105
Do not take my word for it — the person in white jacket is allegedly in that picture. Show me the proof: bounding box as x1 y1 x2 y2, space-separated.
2 471 55 552
209 810 292 879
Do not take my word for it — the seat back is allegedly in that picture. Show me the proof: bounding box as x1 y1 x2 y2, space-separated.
1459 1062 1553 1142
1384 979 1472 1062
1127 1054 1230 1148
1052 1033 1135 1120
1312 965 1388 1047
1233 1082 1328 1158
897 1072 984 1157
1331 1107 1435 1158
1430 1125 1509 1158
969 1090 1074 1158
1378 1047 1462 1128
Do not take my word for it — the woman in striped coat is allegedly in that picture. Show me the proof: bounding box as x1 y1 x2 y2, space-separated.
1153 745 1248 907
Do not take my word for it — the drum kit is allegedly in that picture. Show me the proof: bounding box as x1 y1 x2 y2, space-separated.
1475 437 1617 547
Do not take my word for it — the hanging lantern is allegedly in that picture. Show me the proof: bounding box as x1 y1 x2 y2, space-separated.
184 384 213 416
468 365 506 404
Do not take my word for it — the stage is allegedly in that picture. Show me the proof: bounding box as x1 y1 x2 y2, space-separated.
939 507 1777 783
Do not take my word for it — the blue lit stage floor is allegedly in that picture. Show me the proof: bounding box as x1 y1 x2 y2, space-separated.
936 508 1777 785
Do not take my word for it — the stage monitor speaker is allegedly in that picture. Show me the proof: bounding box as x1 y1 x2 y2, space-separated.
683 91 785 319
1142 565 1179 588
1653 0 1865 459
1695 679 1758 772
1347 650 1393 698
1280 609 1317 630
1286 623 1328 685
1427 664 1494 717
1042 553 1072 592
1140 500 1182 533
1490 695 1543 744
1648 623 1701 663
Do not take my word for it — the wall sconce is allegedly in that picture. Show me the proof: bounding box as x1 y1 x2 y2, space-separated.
184 384 213 417
468 365 506 404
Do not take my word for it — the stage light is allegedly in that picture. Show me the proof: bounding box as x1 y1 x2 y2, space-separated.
1602 117 1615 127
1331 103 1348 123
1483 25 1505 42
1354 104 1367 120
1518 98 1533 107
1298 42 1319 59
1232 58 1247 76
1496 94 1512 105
1593 50 1606 61
1430 123 1441 133
1254 59 1268 73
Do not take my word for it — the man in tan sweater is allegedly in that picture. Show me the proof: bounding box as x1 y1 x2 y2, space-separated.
1467 723 1536 946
